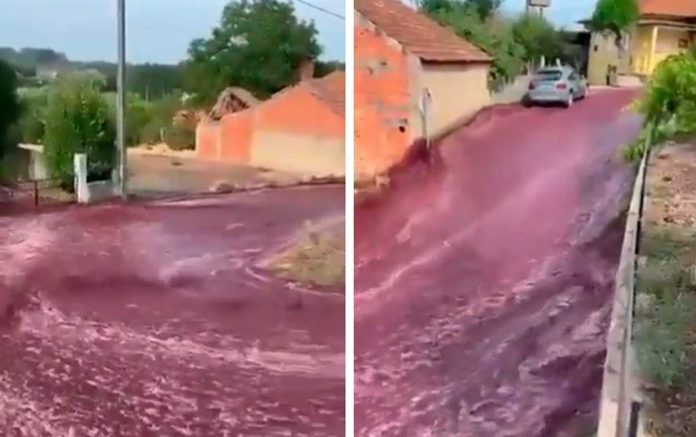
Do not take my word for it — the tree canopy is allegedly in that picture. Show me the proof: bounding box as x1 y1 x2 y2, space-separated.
463 0 502 20
589 0 639 42
184 0 321 104
511 14 566 66
421 0 524 89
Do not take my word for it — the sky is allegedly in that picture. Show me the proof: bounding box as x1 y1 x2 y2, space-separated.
0 0 346 64
0 0 595 65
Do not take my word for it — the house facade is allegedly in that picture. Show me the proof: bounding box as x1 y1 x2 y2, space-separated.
355 0 492 180
631 0 696 76
196 71 345 177
587 0 696 85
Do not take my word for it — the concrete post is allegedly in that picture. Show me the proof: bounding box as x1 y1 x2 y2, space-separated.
116 0 128 200
74 153 88 204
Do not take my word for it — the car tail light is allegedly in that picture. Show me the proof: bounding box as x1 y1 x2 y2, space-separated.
556 83 568 90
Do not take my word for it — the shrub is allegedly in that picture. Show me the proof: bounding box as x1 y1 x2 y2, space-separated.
17 88 49 144
164 124 196 150
135 91 185 145
125 94 153 146
0 60 21 161
428 5 525 90
43 76 116 188
624 53 696 161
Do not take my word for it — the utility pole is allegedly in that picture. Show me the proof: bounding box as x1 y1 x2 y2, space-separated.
116 0 128 200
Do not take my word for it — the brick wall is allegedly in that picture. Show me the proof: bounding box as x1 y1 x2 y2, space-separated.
196 85 344 176
251 86 345 176
355 15 412 179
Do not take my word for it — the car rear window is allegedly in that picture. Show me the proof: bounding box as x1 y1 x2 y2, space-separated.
536 70 563 81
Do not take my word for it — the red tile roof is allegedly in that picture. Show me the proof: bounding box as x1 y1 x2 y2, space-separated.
640 0 696 18
302 71 345 117
355 0 491 63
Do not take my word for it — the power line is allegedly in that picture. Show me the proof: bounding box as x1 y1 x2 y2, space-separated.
291 0 345 20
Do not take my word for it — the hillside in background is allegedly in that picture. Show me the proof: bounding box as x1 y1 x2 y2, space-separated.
1 47 344 102
0 47 185 101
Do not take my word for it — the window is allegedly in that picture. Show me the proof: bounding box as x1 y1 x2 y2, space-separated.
535 70 563 81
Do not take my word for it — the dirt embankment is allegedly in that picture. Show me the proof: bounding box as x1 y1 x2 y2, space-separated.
636 143 696 437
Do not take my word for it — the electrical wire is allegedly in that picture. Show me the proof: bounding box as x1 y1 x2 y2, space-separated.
291 0 345 20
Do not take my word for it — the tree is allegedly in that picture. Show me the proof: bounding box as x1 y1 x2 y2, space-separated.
419 0 456 15
43 76 115 188
184 0 321 105
512 14 566 68
315 60 345 77
424 3 525 89
464 0 502 20
589 0 639 45
0 60 21 160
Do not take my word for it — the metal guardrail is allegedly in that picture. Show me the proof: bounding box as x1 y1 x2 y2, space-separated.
597 147 650 437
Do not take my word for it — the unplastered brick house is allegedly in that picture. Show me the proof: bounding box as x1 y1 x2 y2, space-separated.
196 70 345 177
355 0 492 180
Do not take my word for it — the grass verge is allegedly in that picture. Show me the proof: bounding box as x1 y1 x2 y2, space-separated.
637 143 696 436
268 221 345 290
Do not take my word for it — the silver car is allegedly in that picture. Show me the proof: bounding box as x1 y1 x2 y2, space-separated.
525 66 588 108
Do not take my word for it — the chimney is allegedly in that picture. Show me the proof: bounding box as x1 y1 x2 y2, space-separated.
298 59 315 82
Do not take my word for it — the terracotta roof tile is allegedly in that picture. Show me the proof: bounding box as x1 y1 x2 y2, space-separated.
640 0 696 18
355 0 491 62
303 71 345 117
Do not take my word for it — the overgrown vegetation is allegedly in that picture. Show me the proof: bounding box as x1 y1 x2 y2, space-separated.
419 0 576 90
3 0 344 156
184 0 322 104
637 230 696 436
269 222 345 289
588 0 639 45
16 83 194 153
0 60 21 170
43 76 115 188
636 231 695 389
636 146 696 436
624 52 696 161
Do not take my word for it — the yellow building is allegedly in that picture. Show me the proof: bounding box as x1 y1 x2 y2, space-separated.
587 0 696 85
631 0 696 76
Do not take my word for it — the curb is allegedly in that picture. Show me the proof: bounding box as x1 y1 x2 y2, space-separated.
597 150 650 437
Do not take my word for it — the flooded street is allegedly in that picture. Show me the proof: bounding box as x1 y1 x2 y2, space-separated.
355 90 642 436
0 186 344 436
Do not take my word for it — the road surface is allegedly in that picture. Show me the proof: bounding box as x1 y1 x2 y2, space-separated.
0 186 344 436
355 90 642 436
